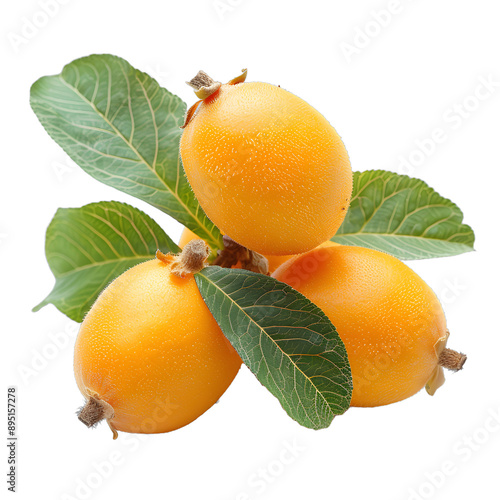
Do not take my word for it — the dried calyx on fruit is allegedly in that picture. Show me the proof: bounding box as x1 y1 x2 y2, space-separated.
156 238 210 277
182 69 248 127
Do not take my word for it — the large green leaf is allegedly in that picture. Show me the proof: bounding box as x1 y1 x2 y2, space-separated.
332 170 475 259
34 201 179 322
195 267 352 430
30 54 222 252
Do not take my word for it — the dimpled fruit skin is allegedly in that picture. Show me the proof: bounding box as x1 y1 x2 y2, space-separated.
272 245 447 407
74 259 242 434
180 82 352 256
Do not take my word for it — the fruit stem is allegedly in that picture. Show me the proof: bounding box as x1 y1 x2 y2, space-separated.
158 240 211 278
186 71 221 100
182 69 248 128
213 235 269 275
438 348 467 371
77 396 118 439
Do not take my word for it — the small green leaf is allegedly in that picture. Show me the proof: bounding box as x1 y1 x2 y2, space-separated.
332 170 475 259
34 201 179 322
195 267 352 430
30 54 222 253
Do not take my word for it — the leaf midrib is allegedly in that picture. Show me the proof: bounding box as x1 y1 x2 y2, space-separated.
197 271 335 422
55 74 219 249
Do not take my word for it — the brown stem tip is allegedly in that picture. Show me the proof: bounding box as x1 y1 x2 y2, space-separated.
77 396 118 439
438 348 467 372
161 240 210 278
181 69 248 129
186 70 221 100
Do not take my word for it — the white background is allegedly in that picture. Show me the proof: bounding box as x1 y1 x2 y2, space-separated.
2 1 500 499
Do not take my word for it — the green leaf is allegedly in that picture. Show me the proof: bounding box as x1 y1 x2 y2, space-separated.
30 54 222 253
332 170 475 259
34 201 179 322
195 267 352 430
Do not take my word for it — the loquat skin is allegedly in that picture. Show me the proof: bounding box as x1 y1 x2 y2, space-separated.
272 245 449 407
74 257 242 436
180 81 352 256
